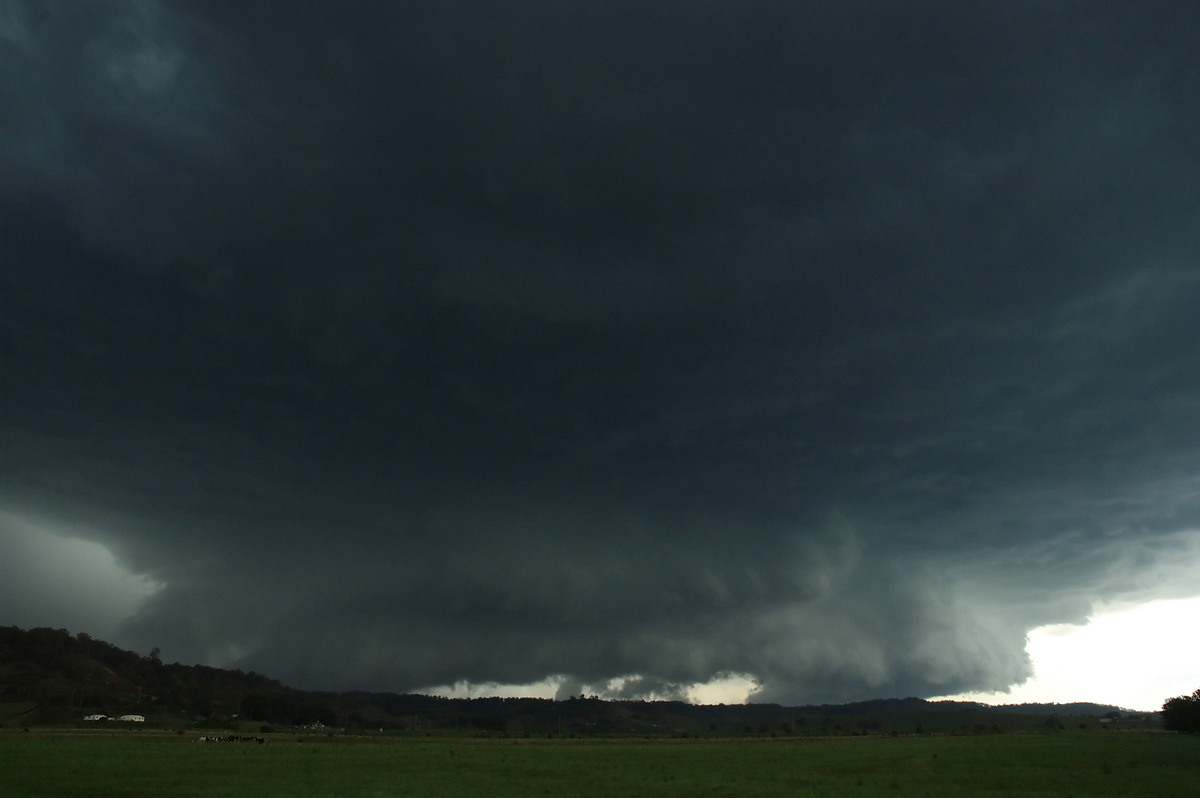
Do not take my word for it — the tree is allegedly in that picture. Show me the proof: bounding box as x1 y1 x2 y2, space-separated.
1161 689 1200 733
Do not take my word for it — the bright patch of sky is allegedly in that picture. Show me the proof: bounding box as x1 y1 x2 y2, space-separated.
686 673 761 705
935 596 1200 712
418 678 561 700
419 672 762 703
0 511 163 640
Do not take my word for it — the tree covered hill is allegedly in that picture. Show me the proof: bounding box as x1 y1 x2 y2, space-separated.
0 626 289 724
0 626 1154 734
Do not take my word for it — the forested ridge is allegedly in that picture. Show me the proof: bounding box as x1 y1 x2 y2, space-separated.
0 626 1154 735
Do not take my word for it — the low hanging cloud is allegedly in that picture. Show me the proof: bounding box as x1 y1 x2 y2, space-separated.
3 1 1200 704
0 511 162 640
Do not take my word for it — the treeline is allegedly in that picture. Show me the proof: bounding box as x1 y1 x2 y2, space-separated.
0 626 287 721
1161 689 1200 733
0 626 1159 735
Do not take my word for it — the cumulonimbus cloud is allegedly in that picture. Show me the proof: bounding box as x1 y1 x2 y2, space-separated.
2 1 1200 703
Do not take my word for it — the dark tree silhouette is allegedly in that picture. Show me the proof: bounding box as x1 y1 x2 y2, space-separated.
1161 689 1200 733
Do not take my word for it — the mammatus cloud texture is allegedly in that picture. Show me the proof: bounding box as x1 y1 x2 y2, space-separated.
3 1 1200 703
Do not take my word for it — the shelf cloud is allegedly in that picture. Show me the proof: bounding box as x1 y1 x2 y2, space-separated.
3 1 1199 703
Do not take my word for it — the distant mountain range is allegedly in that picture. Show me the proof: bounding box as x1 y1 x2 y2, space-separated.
0 626 1157 735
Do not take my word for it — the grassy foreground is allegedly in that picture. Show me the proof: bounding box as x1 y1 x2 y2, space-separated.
1 731 1196 797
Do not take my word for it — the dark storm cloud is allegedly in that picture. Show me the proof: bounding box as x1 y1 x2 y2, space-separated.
3 1 1200 703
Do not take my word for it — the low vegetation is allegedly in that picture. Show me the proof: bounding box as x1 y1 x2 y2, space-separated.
1 729 1197 797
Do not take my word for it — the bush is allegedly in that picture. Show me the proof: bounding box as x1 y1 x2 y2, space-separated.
1161 689 1200 733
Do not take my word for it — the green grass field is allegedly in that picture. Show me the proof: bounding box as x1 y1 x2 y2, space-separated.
1 731 1196 797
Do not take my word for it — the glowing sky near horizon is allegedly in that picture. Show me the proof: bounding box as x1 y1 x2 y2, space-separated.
936 597 1200 712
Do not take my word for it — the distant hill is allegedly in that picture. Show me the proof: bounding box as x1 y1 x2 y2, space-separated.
0 625 1157 734
0 626 294 726
982 702 1145 716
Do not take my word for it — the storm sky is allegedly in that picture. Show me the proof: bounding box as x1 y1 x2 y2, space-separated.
3 1 1200 705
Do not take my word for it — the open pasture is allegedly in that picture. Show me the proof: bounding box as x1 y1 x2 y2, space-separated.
1 731 1196 797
